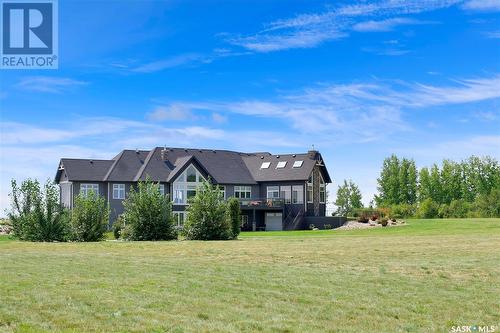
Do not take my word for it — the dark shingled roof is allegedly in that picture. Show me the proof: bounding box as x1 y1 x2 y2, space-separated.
56 147 331 184
104 150 150 181
57 159 114 182
242 153 323 182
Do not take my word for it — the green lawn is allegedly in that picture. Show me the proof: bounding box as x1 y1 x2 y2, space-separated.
0 218 499 332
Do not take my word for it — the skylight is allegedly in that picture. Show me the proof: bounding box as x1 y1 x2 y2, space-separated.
261 162 271 169
276 161 287 169
293 160 304 168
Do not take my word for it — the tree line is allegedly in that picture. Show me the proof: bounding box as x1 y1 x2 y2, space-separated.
335 155 499 218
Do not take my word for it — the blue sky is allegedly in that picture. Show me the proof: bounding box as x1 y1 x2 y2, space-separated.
1 0 499 212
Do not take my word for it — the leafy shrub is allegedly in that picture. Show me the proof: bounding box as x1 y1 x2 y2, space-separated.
227 197 241 239
123 178 177 241
390 204 417 218
357 216 368 223
112 214 125 239
416 198 439 218
438 200 472 218
472 188 500 218
183 180 232 240
380 218 389 227
324 224 332 230
370 215 378 221
120 224 133 240
70 191 109 242
8 179 69 242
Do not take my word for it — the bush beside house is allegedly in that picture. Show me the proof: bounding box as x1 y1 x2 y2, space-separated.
8 179 69 242
122 178 177 241
70 191 109 242
182 180 233 240
227 197 241 239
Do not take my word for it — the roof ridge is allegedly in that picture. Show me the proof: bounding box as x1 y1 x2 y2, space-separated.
61 158 112 161
103 150 125 181
133 148 156 182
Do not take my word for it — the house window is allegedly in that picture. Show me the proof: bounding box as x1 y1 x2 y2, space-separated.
173 211 186 227
172 164 205 204
260 162 271 169
292 185 304 204
320 174 326 203
218 185 226 200
113 184 125 199
80 184 99 197
276 161 287 169
186 165 197 182
267 186 280 199
159 184 165 195
241 215 248 227
293 160 303 168
234 186 251 199
173 184 185 204
280 186 291 204
307 175 313 203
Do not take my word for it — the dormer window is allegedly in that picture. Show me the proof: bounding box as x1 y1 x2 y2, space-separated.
261 162 271 169
293 160 303 168
276 161 287 169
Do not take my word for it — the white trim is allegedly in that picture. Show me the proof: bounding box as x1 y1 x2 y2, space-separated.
234 185 251 199
267 186 280 199
276 161 287 169
319 173 326 204
113 184 125 199
173 211 187 227
292 185 304 204
172 163 205 205
80 183 99 197
260 162 271 169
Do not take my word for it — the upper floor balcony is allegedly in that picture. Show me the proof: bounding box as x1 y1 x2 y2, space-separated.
238 198 284 210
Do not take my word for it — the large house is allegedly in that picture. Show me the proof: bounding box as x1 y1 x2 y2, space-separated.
55 147 343 231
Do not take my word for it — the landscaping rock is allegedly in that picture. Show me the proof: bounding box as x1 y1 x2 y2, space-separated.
0 224 12 235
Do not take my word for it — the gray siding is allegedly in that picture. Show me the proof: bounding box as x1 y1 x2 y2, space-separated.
59 182 72 208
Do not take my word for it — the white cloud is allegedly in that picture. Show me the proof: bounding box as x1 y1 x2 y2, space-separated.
462 0 500 11
132 53 207 73
211 113 227 123
146 104 195 121
484 30 500 38
227 0 461 52
395 135 500 161
15 76 88 93
353 18 433 32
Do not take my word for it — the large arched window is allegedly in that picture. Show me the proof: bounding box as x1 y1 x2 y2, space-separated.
173 164 205 204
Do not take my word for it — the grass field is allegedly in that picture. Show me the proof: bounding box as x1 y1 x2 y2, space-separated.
0 218 499 332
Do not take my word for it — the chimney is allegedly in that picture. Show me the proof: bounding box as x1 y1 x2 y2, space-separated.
160 147 168 161
308 150 318 159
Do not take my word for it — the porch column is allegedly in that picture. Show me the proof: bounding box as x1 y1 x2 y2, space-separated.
252 209 256 231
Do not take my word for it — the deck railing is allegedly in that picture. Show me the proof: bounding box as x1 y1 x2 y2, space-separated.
238 198 284 208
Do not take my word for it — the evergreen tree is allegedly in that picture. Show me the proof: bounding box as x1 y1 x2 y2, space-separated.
227 197 241 239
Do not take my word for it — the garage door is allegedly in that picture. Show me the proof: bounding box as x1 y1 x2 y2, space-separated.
265 213 283 231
